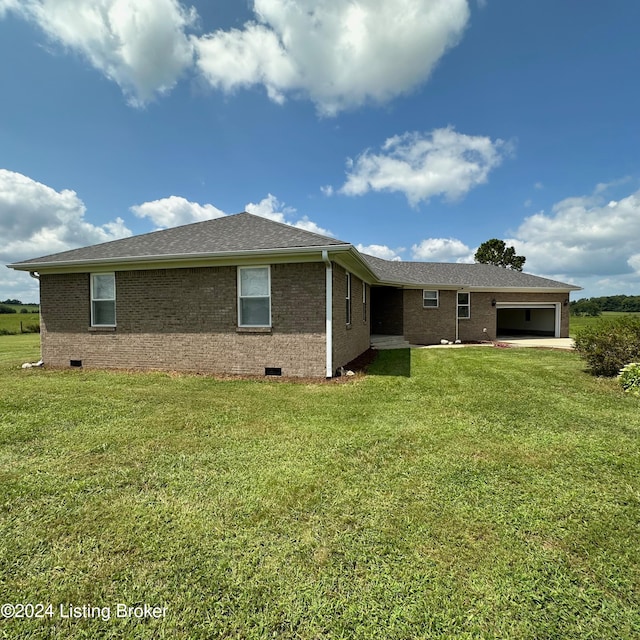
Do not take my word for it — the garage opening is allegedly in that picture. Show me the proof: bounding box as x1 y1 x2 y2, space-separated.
496 303 559 337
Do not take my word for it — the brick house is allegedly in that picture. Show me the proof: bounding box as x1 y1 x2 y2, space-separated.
8 212 580 377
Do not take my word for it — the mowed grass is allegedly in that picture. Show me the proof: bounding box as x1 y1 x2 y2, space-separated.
569 311 639 336
0 335 639 639
0 305 40 335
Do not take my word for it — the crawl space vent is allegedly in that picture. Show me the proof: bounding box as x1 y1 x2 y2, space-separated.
70 360 83 368
265 367 282 376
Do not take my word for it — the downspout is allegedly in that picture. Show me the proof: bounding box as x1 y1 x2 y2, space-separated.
28 272 43 366
322 251 333 378
455 288 461 343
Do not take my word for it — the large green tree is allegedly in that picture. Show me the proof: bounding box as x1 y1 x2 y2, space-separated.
474 239 526 271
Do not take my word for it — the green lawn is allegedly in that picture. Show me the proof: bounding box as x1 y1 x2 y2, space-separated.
570 311 638 336
0 335 638 639
0 304 40 335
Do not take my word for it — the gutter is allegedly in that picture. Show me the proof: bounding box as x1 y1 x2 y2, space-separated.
7 244 354 272
322 250 333 378
371 280 581 293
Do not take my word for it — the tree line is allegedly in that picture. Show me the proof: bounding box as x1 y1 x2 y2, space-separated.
571 295 640 316
0 299 39 314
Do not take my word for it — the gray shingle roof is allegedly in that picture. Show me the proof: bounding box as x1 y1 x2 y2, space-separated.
8 211 580 291
11 212 349 266
362 254 579 290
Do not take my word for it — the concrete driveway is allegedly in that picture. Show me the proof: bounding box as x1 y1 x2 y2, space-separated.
497 337 575 350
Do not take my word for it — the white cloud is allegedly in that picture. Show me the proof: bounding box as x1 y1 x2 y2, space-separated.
579 274 640 298
594 176 631 194
628 254 640 273
294 216 333 237
411 237 473 262
398 183 640 296
339 127 510 206
193 0 470 115
3 0 470 113
507 188 640 279
0 271 41 305
0 169 132 265
244 193 295 222
195 22 296 105
0 168 132 302
6 0 197 106
356 244 404 261
131 195 225 229
245 194 333 237
0 0 19 18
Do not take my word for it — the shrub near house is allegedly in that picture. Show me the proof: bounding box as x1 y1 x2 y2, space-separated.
574 315 640 376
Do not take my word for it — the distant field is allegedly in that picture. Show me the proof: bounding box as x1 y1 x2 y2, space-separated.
0 304 40 334
569 311 638 336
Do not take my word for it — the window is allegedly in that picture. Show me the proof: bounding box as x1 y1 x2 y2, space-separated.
423 290 439 308
457 292 470 319
238 266 271 327
91 273 116 326
362 283 367 323
346 272 352 325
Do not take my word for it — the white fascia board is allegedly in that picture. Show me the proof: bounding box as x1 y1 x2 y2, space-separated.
395 284 580 293
8 245 354 274
331 251 381 284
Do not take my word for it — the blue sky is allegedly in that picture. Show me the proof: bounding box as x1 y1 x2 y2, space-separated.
2 0 640 302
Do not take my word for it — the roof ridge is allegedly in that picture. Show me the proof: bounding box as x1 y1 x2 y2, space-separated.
236 212 348 244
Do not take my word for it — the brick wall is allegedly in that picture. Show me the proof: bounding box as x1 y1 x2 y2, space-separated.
39 262 328 377
403 289 570 344
331 263 370 371
403 289 452 344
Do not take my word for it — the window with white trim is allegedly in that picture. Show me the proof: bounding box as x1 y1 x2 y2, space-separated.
238 266 271 327
346 272 352 325
423 290 439 308
91 273 116 326
457 292 470 319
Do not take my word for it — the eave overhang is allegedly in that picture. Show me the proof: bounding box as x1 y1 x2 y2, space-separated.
7 244 356 274
7 244 581 293
371 279 582 293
